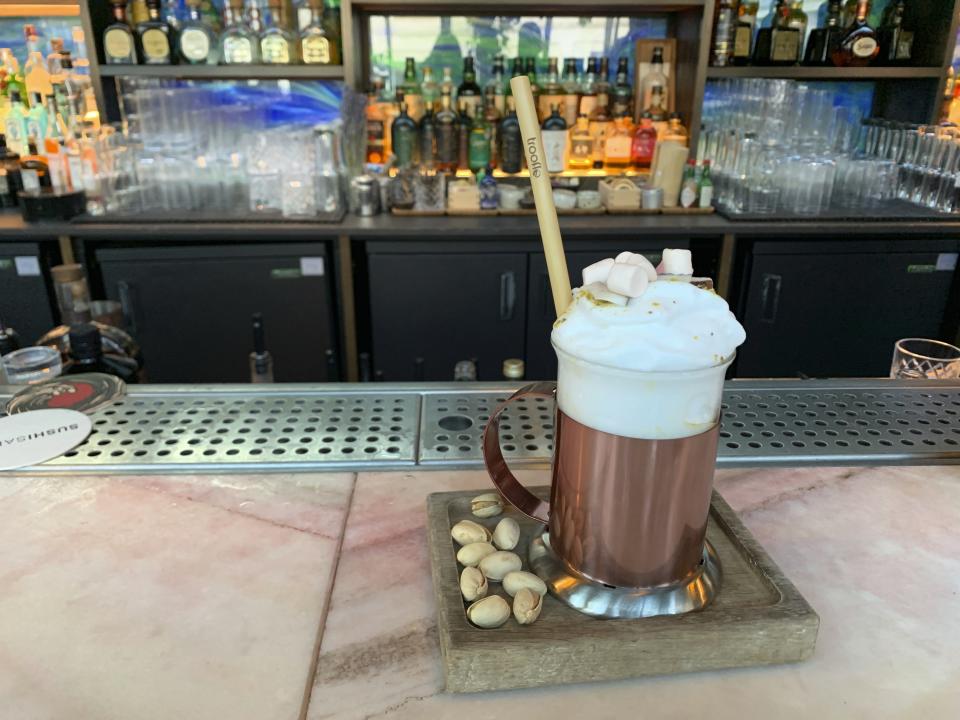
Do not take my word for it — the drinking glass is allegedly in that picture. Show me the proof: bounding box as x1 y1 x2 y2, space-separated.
890 338 960 379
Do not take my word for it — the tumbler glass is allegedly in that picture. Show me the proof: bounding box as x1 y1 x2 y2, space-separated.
890 338 960 379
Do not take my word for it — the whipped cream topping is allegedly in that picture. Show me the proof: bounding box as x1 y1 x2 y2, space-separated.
552 279 746 372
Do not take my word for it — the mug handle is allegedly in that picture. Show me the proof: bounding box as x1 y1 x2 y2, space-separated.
481 381 555 524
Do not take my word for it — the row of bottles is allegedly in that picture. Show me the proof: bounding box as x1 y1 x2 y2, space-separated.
712 0 913 67
103 0 340 65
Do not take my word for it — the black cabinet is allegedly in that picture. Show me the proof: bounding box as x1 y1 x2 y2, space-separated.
737 239 959 378
96 244 337 383
0 242 56 345
368 251 527 381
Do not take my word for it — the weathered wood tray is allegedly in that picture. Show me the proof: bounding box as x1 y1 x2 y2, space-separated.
427 487 819 693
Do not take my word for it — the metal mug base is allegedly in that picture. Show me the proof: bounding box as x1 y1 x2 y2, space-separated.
528 530 722 620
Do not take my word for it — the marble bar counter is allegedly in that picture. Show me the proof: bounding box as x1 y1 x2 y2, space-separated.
0 465 957 720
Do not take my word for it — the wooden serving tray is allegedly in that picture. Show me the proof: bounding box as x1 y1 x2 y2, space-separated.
427 487 819 693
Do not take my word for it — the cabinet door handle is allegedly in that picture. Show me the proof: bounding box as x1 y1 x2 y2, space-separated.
760 273 782 324
117 281 138 335
500 271 516 321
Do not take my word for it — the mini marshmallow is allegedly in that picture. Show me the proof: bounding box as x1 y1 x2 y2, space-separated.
606 262 649 298
614 251 658 282
660 248 694 276
581 257 615 287
581 282 628 306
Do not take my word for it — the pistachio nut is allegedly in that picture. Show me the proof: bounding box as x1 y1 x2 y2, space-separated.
492 516 520 550
466 595 511 629
512 587 543 625
456 542 496 567
478 550 522 581
451 519 491 546
459 566 488 602
502 570 547 598
470 492 504 518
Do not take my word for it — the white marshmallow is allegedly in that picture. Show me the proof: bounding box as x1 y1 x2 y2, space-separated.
660 248 694 276
614 252 658 282
581 282 628 306
606 262 649 298
581 258 615 287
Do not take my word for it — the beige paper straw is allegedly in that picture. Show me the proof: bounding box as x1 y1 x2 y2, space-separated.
509 75 572 317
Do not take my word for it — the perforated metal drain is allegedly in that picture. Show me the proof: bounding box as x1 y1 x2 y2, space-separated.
42 391 419 470
419 393 555 463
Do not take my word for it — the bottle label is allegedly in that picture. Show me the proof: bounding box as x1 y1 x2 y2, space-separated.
895 31 914 60
261 36 291 64
561 95 579 127
589 119 609 160
852 36 878 58
468 130 490 169
393 128 416 167
104 28 133 60
631 133 656 165
771 30 799 61
579 94 598 117
499 128 522 172
437 125 458 165
681 182 698 208
734 25 752 57
604 134 631 164
21 168 39 192
301 35 331 64
611 96 631 118
699 184 713 208
542 129 567 173
179 28 210 61
141 28 170 61
569 133 594 166
223 36 254 64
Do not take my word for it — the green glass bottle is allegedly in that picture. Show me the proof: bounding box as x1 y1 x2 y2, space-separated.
391 102 418 168
468 106 490 173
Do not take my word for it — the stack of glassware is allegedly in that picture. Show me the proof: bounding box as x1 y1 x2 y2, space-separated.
84 83 346 220
698 78 941 218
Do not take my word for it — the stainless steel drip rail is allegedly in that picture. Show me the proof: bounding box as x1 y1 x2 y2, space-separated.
2 378 959 474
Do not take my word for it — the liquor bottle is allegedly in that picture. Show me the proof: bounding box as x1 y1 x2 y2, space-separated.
712 0 737 66
457 100 472 171
400 58 424 121
103 0 138 64
421 66 440 113
568 114 594 170
483 94 500 169
25 51 52 100
25 93 47 142
698 160 714 208
0 134 23 207
136 0 176 64
804 0 843 65
440 66 454 98
596 57 611 109
579 57 599 117
322 0 343 62
877 0 913 66
178 0 219 64
4 91 28 154
663 112 689 145
603 115 633 171
391 102 417 168
588 84 611 169
220 0 259 64
19 137 51 192
44 137 69 191
630 112 657 169
538 57 563 122
768 0 801 66
840 0 859 27
435 90 459 172
458 56 483 122
641 47 668 118
498 107 522 174
786 1 808 62
247 0 265 34
419 106 438 170
832 0 879 66
560 59 580 126
261 1 297 64
62 324 139 383
365 78 389 164
541 105 567 174
300 0 339 65
63 56 92 129
733 1 759 64
524 57 540 112
130 0 150 26
680 159 698 208
611 57 633 118
53 54 74 129
484 55 507 117
467 106 490 173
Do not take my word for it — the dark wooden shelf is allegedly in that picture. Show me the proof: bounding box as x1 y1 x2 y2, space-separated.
97 64 344 80
706 65 944 80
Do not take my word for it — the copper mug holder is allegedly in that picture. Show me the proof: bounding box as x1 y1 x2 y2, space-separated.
482 381 723 619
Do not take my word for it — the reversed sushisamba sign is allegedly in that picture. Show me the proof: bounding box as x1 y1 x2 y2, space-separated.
0 409 92 471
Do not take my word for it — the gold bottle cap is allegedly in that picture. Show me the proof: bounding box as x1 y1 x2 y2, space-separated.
502 358 525 379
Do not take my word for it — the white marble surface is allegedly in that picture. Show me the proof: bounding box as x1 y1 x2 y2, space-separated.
307 466 960 720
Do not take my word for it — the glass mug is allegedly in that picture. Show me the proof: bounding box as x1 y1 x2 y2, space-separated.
482 345 731 609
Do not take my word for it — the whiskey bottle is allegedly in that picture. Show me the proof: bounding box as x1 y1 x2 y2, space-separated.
220 0 259 64
733 1 759 65
524 57 540 113
786 1 808 62
498 107 522 174
457 100 472 171
103 0 138 64
832 0 879 66
595 57 611 111
804 0 843 65
457 56 483 122
484 55 507 117
136 0 175 65
391 102 417 168
768 0 800 65
712 0 737 66
560 58 580 126
541 105 567 174
579 57 599 117
435 90 459 172
260 1 297 64
641 47 668 118
588 85 611 169
19 137 51 192
877 0 913 66
603 115 633 171
300 0 340 65
538 57 563 122
467 106 491 173
611 57 633 118
440 66 454 98
178 0 218 64
421 66 440 113
419 106 438 170
400 58 424 121
568 114 594 170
